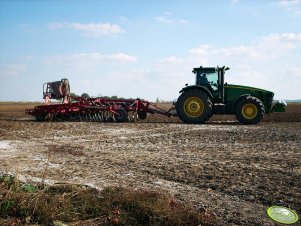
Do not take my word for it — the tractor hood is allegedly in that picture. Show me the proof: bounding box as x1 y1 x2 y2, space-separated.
225 84 286 112
225 84 274 95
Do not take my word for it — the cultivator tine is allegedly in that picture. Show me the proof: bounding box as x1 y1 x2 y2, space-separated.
87 113 92 122
69 112 78 121
104 111 110 122
109 112 115 122
92 113 96 122
97 112 103 121
79 112 82 121
108 111 113 122
128 111 137 122
86 113 91 121
45 113 51 121
98 111 103 122
95 113 100 121
54 113 63 121
80 112 88 121
94 112 100 122
100 111 105 122
79 113 83 121
89 113 94 122
63 114 70 121
90 112 96 122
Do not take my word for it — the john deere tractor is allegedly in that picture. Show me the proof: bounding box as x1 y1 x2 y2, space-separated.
176 66 286 124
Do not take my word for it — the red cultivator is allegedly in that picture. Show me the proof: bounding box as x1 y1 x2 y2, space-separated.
25 79 176 122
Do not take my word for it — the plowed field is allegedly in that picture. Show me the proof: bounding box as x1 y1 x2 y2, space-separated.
1 103 301 226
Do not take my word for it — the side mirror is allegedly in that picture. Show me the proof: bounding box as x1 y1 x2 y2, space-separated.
225 67 230 71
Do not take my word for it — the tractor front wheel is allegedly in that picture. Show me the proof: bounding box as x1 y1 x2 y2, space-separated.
176 89 212 124
235 96 265 124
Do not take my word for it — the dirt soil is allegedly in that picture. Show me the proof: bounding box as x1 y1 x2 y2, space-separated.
0 103 301 226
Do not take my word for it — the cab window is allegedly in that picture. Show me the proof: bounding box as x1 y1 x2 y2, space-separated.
196 72 218 92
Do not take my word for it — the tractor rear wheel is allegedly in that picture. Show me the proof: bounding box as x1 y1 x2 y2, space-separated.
176 89 212 124
235 96 265 124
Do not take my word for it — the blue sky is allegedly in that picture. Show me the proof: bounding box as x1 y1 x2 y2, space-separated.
0 0 301 101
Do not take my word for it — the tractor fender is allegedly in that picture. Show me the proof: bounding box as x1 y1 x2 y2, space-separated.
179 85 213 99
234 94 250 107
233 94 266 113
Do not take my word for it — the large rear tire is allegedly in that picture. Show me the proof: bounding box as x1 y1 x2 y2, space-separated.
176 89 212 124
235 96 265 124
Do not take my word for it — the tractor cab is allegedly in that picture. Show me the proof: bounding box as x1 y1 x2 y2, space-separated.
193 66 229 103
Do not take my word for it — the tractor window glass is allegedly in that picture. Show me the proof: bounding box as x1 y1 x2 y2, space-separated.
206 72 218 92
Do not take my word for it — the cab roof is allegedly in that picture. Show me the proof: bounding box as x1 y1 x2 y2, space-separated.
192 66 229 74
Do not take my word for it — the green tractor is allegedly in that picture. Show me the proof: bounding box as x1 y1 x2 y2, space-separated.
176 66 286 124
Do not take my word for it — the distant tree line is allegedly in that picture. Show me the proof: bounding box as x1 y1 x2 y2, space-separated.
155 97 172 103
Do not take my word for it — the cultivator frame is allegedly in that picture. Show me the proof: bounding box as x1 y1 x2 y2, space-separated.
25 96 177 122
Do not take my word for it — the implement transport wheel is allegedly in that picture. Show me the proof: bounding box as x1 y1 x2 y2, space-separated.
176 89 212 124
54 112 64 121
35 111 47 122
115 108 128 122
137 110 147 120
70 112 79 121
235 95 265 124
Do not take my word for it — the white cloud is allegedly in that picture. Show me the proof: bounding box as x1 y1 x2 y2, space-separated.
19 55 35 62
119 16 132 23
231 0 239 4
260 32 301 42
109 68 150 82
48 22 66 29
69 23 124 37
190 33 301 61
0 64 26 77
154 16 173 24
277 0 301 14
48 22 124 37
178 19 189 24
284 66 301 78
44 52 137 66
189 45 210 55
154 13 189 24
158 56 184 64
255 33 301 58
152 32 301 100
216 46 259 58
20 23 29 28
278 0 300 7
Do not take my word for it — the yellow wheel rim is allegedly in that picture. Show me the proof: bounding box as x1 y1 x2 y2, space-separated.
184 97 204 117
242 103 258 119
